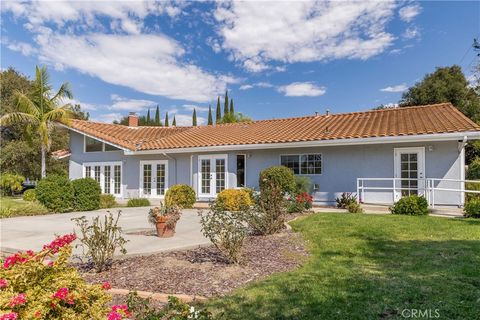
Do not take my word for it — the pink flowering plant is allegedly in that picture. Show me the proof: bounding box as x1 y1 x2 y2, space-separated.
0 234 128 319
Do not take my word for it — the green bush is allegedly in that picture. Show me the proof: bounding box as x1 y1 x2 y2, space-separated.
216 188 253 211
390 195 429 216
336 192 358 209
100 194 117 209
164 184 196 208
464 199 480 218
0 172 25 196
22 189 36 202
259 166 296 195
127 198 151 207
347 202 364 213
72 178 101 211
295 176 311 194
36 175 74 213
467 157 480 180
465 182 480 202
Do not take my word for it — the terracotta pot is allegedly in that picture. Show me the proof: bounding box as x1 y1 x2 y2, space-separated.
155 216 176 238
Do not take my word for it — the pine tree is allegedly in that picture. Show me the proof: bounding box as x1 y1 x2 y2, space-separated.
165 112 169 127
207 104 213 125
155 105 160 126
229 98 234 115
216 97 221 124
146 108 151 124
223 90 229 116
192 108 197 126
172 115 176 126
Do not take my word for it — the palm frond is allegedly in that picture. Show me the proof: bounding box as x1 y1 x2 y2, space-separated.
50 82 73 103
14 91 40 118
44 107 72 125
0 112 38 126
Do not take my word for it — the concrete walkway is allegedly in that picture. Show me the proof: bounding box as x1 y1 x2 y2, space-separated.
0 207 210 257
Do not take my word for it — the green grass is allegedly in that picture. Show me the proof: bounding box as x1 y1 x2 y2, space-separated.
0 196 49 218
208 213 480 319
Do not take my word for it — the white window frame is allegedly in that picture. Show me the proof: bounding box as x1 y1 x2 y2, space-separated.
279 153 323 175
83 161 123 197
84 136 121 153
139 160 169 199
236 154 247 188
198 154 228 198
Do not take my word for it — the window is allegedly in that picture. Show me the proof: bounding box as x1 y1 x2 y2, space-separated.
280 154 322 175
85 136 120 152
236 155 246 187
83 162 122 196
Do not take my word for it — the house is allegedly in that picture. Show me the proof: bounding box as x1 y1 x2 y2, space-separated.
64 103 480 206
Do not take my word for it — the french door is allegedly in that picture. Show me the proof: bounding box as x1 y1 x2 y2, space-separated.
198 155 228 198
140 160 168 198
394 147 425 201
84 162 122 197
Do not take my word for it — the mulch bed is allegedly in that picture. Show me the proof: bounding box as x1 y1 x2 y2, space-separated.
80 230 309 297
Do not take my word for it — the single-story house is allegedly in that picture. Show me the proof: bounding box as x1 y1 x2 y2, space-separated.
64 103 480 206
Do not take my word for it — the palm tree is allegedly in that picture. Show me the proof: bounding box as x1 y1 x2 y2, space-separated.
0 66 73 178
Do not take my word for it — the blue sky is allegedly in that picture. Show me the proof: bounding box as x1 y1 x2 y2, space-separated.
1 1 479 126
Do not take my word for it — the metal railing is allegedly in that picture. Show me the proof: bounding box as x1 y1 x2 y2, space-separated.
357 177 480 207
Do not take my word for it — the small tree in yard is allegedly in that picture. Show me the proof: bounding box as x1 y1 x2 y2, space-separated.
199 203 248 264
72 211 128 272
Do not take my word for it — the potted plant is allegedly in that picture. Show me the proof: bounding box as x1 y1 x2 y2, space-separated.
148 203 181 237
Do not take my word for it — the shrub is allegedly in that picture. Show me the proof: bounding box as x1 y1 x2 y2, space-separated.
0 234 122 319
36 175 74 213
467 157 480 180
346 202 364 213
72 178 101 211
127 292 213 320
464 199 480 218
22 189 36 202
127 198 151 207
245 182 287 235
465 182 480 202
199 203 248 264
0 198 48 218
0 173 25 196
287 192 313 213
72 211 128 272
259 166 296 195
336 192 358 209
216 188 253 211
148 204 181 228
390 195 429 216
165 184 196 208
295 176 312 194
100 194 117 209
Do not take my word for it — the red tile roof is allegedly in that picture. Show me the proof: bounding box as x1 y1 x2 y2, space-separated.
68 103 480 151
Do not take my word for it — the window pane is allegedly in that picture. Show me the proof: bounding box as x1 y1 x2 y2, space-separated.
280 155 299 174
300 154 322 174
143 164 151 195
156 164 166 195
85 166 91 178
201 160 210 194
104 143 120 151
85 137 103 152
114 165 121 194
94 166 101 184
236 155 245 187
216 159 225 193
104 166 111 194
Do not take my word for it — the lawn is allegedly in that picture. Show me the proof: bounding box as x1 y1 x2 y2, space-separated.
208 213 480 319
0 196 49 218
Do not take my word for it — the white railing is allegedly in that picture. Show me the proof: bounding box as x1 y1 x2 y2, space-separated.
357 178 480 207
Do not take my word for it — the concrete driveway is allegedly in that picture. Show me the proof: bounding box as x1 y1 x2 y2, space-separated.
0 207 210 257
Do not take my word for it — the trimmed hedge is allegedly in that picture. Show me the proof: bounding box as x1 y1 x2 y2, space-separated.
390 195 429 216
100 194 117 209
259 166 296 195
127 198 151 207
165 184 196 208
72 178 101 211
464 199 480 218
22 189 37 202
36 175 74 213
216 188 253 211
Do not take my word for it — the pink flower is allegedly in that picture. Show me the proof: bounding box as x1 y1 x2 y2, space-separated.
43 234 76 253
107 311 122 320
9 293 26 307
0 313 18 320
101 282 112 290
52 287 69 300
3 252 30 269
110 304 131 318
0 279 8 288
34 311 41 318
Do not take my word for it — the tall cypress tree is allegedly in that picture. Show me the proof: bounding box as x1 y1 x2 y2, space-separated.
164 112 169 127
223 90 229 116
216 97 221 124
172 116 176 126
155 105 160 126
207 104 213 125
192 108 197 126
146 108 151 124
229 98 234 115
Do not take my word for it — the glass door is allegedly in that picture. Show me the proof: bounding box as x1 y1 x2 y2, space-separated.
394 147 425 201
198 155 228 197
140 160 168 198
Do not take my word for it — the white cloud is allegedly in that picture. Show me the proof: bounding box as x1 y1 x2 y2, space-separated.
214 1 398 72
380 84 408 93
92 112 123 123
239 84 254 90
182 104 210 112
277 82 326 97
171 114 206 126
399 4 422 22
109 94 156 112
6 41 37 56
62 98 98 111
239 82 274 90
403 26 420 40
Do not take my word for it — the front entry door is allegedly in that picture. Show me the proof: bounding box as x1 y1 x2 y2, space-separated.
394 147 425 201
140 160 168 198
198 155 227 198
